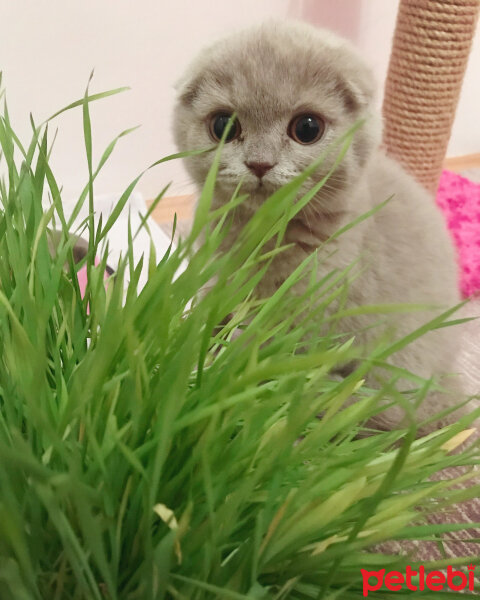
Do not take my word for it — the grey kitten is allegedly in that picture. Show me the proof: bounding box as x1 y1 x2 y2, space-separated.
173 20 464 429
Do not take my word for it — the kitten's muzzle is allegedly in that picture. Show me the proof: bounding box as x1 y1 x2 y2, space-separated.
245 161 275 179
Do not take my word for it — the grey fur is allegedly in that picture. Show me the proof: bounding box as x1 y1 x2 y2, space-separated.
173 21 464 430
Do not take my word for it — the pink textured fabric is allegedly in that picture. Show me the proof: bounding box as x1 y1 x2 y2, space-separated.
436 170 480 298
77 259 110 298
77 265 89 298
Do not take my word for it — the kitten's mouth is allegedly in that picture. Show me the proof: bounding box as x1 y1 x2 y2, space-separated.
258 179 280 194
218 175 278 197
244 178 276 194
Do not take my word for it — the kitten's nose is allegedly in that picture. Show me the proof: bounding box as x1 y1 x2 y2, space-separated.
245 161 275 179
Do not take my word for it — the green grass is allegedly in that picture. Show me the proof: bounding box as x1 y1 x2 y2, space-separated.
0 80 479 599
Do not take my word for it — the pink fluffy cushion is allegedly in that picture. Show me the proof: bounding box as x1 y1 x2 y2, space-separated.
76 259 110 298
77 264 89 297
436 170 480 298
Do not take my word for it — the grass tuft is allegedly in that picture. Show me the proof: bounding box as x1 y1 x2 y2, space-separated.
0 83 479 599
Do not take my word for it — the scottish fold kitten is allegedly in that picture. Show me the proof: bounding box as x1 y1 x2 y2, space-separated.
172 21 463 429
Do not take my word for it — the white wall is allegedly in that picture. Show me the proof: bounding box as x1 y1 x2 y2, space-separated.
449 25 480 157
1 1 478 202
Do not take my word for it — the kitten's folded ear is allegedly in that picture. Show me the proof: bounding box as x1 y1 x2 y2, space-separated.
335 71 375 114
175 72 202 106
329 51 377 115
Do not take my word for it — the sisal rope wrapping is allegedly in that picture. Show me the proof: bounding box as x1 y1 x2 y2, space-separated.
382 0 479 194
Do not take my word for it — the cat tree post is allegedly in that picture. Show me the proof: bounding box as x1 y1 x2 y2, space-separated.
382 0 479 194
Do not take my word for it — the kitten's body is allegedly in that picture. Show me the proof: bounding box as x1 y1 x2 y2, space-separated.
173 21 462 427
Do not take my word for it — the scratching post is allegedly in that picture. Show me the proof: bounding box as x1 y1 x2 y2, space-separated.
382 0 479 194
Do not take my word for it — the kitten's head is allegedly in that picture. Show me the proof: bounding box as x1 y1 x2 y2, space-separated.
173 21 381 216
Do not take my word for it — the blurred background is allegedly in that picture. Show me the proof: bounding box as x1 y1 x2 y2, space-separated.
1 0 479 202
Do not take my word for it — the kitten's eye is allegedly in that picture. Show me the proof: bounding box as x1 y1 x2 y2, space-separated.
288 114 325 145
208 112 241 143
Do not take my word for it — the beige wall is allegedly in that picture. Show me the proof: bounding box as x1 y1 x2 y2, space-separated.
1 1 478 201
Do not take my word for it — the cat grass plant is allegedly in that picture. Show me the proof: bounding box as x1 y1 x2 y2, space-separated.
0 81 480 599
